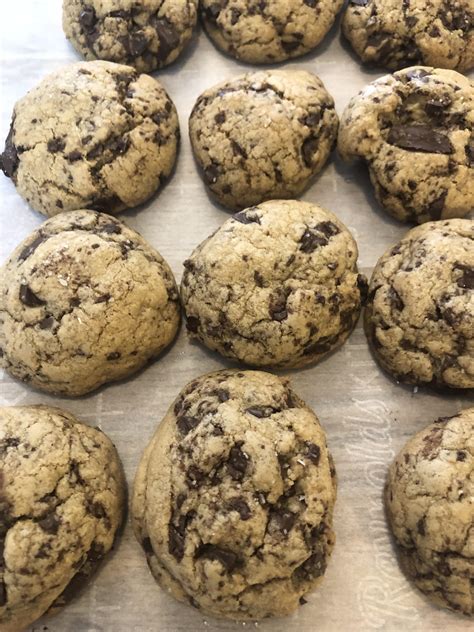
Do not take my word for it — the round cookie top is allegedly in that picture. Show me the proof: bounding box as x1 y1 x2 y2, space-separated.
0 60 179 217
338 66 474 224
201 0 344 64
0 405 125 632
0 210 180 396
132 370 337 620
365 219 474 389
181 200 366 368
63 0 198 73
342 0 473 72
189 70 338 211
386 408 473 615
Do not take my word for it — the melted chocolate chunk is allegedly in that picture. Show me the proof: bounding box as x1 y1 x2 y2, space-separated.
299 229 328 253
387 125 453 154
177 415 200 435
196 544 242 572
19 284 45 308
168 510 196 561
294 550 327 581
47 138 65 153
228 498 251 520
426 190 447 220
186 316 200 333
18 233 47 261
227 442 248 481
350 0 369 4
154 18 180 62
246 405 279 418
233 210 261 224
454 264 474 289
0 123 19 178
38 513 60 534
79 6 97 31
100 222 122 234
272 509 297 534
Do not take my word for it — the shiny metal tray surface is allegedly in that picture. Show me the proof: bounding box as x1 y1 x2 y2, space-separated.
0 2 472 631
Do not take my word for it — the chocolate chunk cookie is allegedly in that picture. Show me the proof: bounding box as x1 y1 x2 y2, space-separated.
0 61 179 217
181 200 366 368
0 210 180 396
201 0 344 64
0 405 125 632
386 408 473 615
338 66 473 224
189 70 338 211
342 0 473 72
365 219 474 388
132 370 337 620
63 0 198 72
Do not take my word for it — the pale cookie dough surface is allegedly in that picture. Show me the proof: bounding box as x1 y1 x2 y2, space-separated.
0 405 125 632
189 70 338 211
0 60 179 217
365 219 474 388
386 408 474 616
132 370 337 621
63 0 198 72
201 0 344 64
0 210 180 396
338 66 474 224
181 200 366 369
342 0 473 72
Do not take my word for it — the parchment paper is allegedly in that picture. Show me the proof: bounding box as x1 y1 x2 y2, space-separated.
0 2 473 631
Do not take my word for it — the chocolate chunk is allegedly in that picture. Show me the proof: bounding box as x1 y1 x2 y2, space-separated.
388 287 404 311
231 140 248 159
204 164 219 184
19 284 45 308
186 465 205 488
154 18 180 62
426 190 447 220
38 513 60 534
357 274 369 304
47 138 65 153
302 136 318 167
281 39 301 54
79 6 97 31
294 551 327 581
128 31 149 57
305 442 321 465
227 442 248 481
204 3 223 23
18 233 47 261
0 581 6 607
233 210 261 224
245 405 278 418
299 229 327 253
177 415 200 435
87 501 107 520
417 517 426 536
228 498 251 520
454 264 474 290
215 111 226 124
387 125 453 154
466 137 474 165
269 291 289 322
215 388 229 402
254 271 264 287
196 544 241 572
315 221 340 238
425 95 452 118
168 523 185 561
303 333 338 356
39 316 54 329
457 451 466 462
100 222 122 234
186 316 200 333
272 509 296 534
0 123 19 178
106 351 121 361
350 0 369 4
421 427 444 458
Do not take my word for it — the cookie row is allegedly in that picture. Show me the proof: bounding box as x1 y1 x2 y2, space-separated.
1 377 472 630
61 0 474 72
1 62 472 225
0 205 472 395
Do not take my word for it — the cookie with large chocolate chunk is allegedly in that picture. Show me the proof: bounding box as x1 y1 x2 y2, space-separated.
342 0 473 72
0 61 179 217
189 70 338 211
181 200 366 368
386 408 473 615
365 219 474 388
132 370 337 620
0 405 125 632
63 0 198 72
201 0 344 64
0 210 180 396
338 66 473 224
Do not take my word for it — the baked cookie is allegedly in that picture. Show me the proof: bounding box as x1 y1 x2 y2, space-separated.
365 219 474 388
0 210 180 396
0 405 125 632
181 200 366 368
342 0 473 72
0 60 179 217
63 0 198 73
386 408 473 616
132 370 337 620
338 66 473 224
200 0 344 64
189 70 338 211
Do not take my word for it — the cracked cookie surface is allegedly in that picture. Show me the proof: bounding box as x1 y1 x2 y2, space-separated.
0 60 179 217
342 0 473 72
0 210 180 396
181 200 366 368
132 370 337 620
189 70 338 211
0 405 125 632
386 408 474 615
338 66 474 224
63 0 198 73
200 0 344 64
365 219 474 388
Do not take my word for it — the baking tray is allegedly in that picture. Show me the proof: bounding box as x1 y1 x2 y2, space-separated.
0 1 473 631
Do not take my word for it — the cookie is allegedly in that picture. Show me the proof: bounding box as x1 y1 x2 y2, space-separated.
385 408 473 616
63 0 198 73
181 200 366 368
342 0 473 72
0 405 125 632
0 60 179 217
338 66 474 224
189 70 338 211
365 219 474 388
132 370 337 620
0 210 180 396
200 0 344 64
